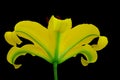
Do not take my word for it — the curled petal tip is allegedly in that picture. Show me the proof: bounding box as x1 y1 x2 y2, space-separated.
4 31 22 46
73 55 77 57
48 15 72 32
92 36 108 51
14 64 22 69
81 57 88 66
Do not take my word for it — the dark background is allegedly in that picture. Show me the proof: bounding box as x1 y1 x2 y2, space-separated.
0 1 115 80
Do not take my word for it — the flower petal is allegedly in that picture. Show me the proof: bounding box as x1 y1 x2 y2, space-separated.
14 21 48 46
4 31 22 46
59 44 97 66
48 15 72 33
80 45 97 66
47 32 60 59
92 36 108 51
14 21 52 59
7 46 26 69
47 15 72 58
59 24 100 59
7 44 52 69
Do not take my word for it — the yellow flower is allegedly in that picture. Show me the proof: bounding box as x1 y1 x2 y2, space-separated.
4 15 108 80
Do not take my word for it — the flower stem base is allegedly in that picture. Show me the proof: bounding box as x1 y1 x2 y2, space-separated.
53 62 58 80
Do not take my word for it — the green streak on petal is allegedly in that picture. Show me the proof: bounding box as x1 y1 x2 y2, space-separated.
16 30 53 59
59 34 98 63
10 49 52 69
53 32 60 63
80 50 93 62
11 50 27 65
79 45 97 66
12 50 51 64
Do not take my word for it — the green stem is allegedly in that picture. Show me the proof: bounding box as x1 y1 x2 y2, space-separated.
53 62 58 80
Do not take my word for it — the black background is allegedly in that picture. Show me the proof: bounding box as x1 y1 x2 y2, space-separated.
0 1 115 80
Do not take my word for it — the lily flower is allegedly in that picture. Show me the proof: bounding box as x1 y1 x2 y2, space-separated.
4 15 108 80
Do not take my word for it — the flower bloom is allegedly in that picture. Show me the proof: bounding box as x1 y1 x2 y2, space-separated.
4 15 108 80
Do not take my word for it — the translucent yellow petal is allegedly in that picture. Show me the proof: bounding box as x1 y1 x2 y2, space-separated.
14 21 52 58
92 36 108 51
22 44 51 62
48 15 72 33
45 31 61 62
4 31 22 46
47 15 72 58
14 21 48 46
59 24 100 58
7 44 52 69
59 44 97 66
47 31 58 57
